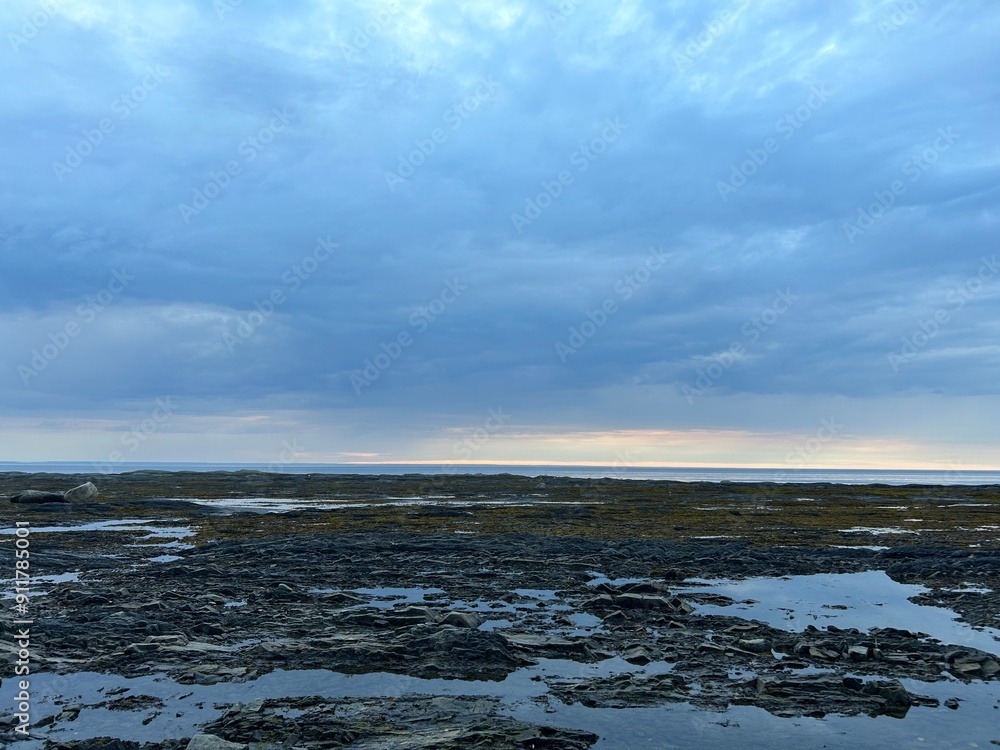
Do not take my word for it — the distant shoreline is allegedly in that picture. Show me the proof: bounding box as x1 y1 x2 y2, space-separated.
1 463 999 486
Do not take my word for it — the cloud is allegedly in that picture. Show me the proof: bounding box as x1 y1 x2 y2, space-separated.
1 0 998 465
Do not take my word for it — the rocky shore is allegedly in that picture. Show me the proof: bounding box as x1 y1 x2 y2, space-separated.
1 472 998 748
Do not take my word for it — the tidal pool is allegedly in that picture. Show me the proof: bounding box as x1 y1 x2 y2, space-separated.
0 519 194 537
3 570 998 748
185 495 603 513
3 660 998 750
677 570 1000 655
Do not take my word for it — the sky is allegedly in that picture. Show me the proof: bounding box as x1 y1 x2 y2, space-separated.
1 0 998 470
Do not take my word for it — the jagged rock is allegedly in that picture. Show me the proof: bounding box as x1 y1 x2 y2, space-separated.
200 695 599 749
622 644 654 665
945 648 1000 677
615 593 694 613
548 672 689 708
5 473 998 745
847 645 871 661
384 605 438 626
502 632 596 660
440 610 483 628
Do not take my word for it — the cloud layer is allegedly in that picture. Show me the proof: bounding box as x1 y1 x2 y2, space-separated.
2 0 998 467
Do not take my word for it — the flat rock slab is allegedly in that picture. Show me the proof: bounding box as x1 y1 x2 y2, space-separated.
547 670 940 718
8 489 67 503
187 735 248 750
201 695 599 749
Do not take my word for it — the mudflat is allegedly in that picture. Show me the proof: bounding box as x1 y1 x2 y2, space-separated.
1 472 998 748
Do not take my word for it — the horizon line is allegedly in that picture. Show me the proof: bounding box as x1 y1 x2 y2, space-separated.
1 460 997 472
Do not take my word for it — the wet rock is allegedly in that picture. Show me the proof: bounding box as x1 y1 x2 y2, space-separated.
621 644 654 665
945 648 1000 678
123 642 160 655
847 645 871 660
748 673 936 718
737 638 773 654
549 672 689 708
440 610 483 628
387 605 439 626
618 581 671 595
4 472 998 746
187 735 248 750
318 591 368 605
584 587 693 616
616 593 693 613
8 489 66 503
46 740 187 750
601 609 629 626
502 632 597 661
547 669 942 719
200 695 599 749
103 694 165 712
193 622 225 636
65 481 99 501
698 641 726 654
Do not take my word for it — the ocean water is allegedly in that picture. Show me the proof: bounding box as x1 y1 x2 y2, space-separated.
1 462 998 485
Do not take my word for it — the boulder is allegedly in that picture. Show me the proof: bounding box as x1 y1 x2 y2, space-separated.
65 482 99 501
8 482 99 503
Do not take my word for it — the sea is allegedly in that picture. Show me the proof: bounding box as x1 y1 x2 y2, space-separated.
1 463 998 485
